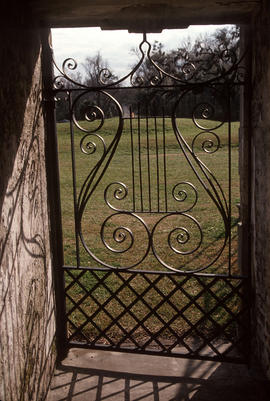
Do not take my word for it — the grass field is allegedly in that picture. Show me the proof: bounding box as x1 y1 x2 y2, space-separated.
57 116 242 345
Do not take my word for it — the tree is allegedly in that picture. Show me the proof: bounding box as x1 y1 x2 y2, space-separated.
55 53 119 121
147 26 240 83
67 53 118 120
129 26 240 120
83 52 118 87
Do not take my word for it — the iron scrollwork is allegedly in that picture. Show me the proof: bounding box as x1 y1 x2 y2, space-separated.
51 32 245 90
52 32 241 274
104 182 129 212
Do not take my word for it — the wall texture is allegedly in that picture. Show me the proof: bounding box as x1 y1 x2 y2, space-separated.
0 20 56 401
251 0 270 379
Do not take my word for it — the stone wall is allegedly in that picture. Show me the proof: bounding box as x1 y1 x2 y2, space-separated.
0 18 56 401
251 0 270 379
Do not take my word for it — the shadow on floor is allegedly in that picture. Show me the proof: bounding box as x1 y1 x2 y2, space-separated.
47 350 270 401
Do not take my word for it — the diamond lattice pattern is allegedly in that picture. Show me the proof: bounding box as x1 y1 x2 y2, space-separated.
65 269 249 361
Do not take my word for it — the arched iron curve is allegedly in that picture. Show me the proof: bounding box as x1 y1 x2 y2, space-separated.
51 33 246 90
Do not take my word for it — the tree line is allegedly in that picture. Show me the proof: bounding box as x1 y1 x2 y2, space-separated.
56 26 240 123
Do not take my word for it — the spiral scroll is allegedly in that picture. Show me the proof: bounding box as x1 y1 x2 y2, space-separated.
53 76 66 90
192 102 224 131
104 182 129 211
98 68 113 85
152 213 203 272
182 62 196 78
73 104 105 133
52 32 244 92
170 91 229 271
101 220 134 254
81 212 151 270
192 131 220 154
80 133 106 157
172 182 198 212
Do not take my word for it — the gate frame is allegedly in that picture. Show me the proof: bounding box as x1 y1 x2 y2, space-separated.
41 26 252 363
41 29 68 361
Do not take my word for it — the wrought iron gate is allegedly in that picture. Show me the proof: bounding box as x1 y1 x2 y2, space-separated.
50 33 250 363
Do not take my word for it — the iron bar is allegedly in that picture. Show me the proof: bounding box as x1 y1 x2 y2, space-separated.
228 88 232 276
162 106 168 212
69 91 80 267
154 116 160 212
52 82 245 96
63 266 248 280
146 105 152 212
129 106 136 212
137 103 144 211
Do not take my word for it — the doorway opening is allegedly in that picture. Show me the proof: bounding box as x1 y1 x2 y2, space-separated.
49 26 250 363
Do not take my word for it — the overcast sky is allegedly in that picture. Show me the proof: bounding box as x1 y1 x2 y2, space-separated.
51 25 231 78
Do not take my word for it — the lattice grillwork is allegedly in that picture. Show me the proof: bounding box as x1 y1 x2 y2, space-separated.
65 268 249 362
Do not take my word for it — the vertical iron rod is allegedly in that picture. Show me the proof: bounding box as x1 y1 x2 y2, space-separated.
137 103 143 211
146 105 152 212
69 92 80 267
228 88 232 276
162 107 168 212
154 116 160 212
239 25 252 279
239 25 252 364
130 106 136 212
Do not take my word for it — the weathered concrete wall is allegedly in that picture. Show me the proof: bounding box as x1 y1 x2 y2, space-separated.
31 0 258 30
251 0 270 379
0 18 56 401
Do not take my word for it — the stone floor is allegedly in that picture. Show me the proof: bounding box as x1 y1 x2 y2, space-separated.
47 348 270 401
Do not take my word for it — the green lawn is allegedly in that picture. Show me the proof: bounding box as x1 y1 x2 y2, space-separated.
57 116 242 344
58 116 239 272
